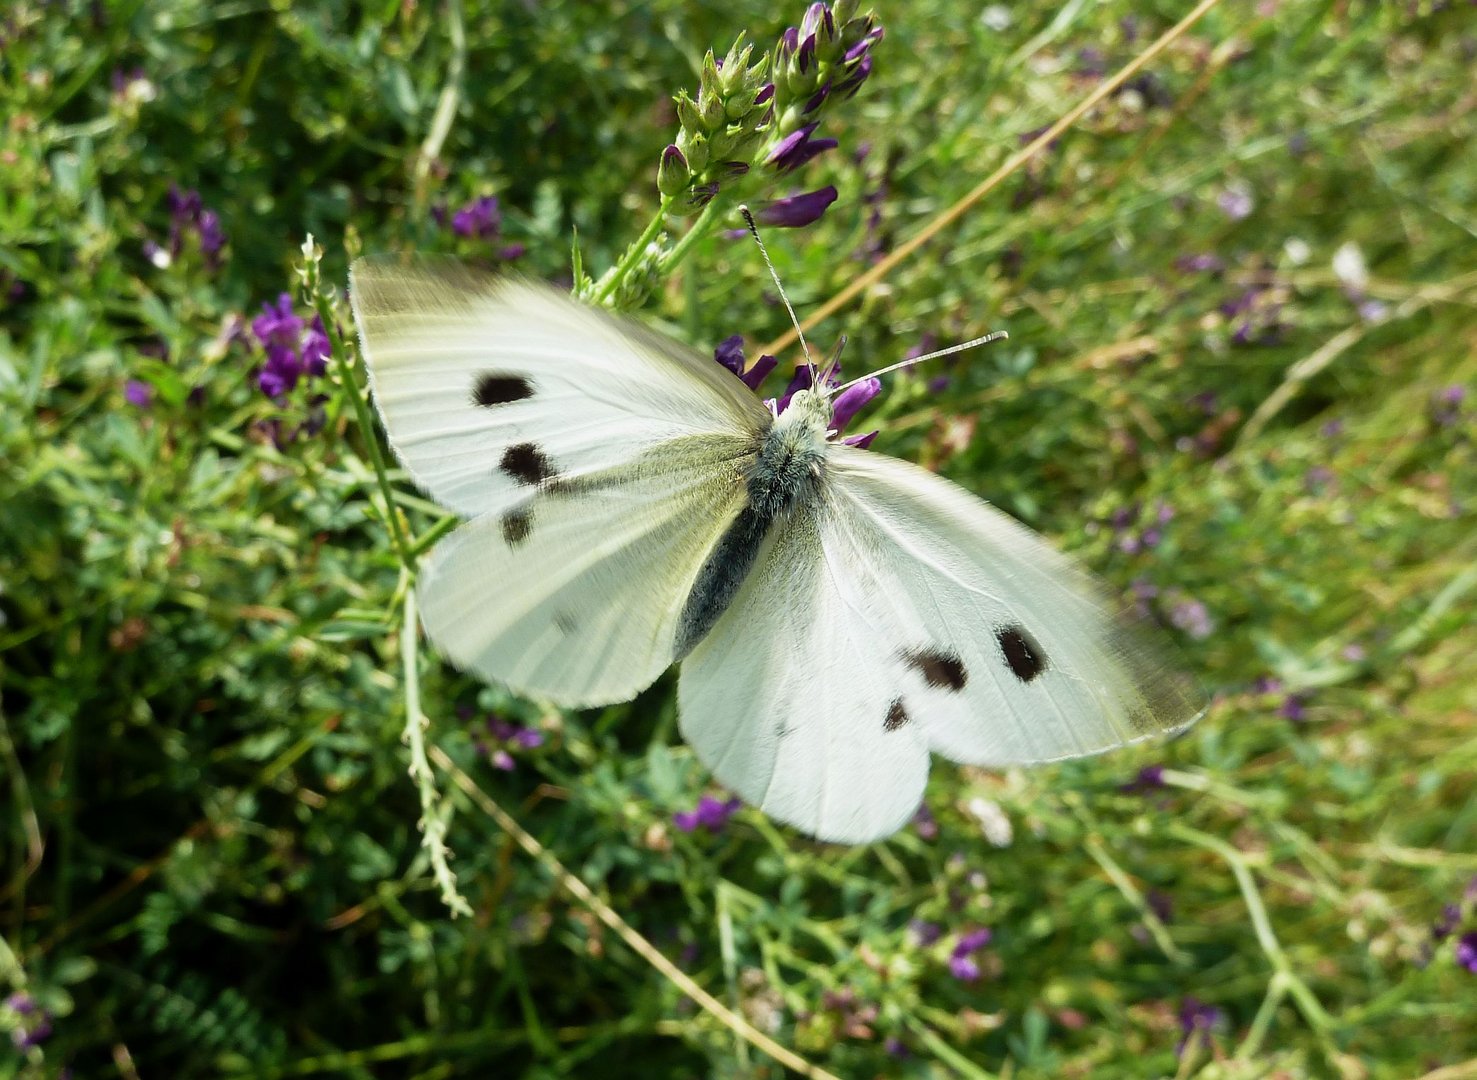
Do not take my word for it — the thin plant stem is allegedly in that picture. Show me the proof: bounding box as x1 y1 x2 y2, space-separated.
759 0 1232 357
414 0 466 206
429 743 842 1080
401 586 473 917
593 193 679 306
314 248 415 568
1168 824 1337 1049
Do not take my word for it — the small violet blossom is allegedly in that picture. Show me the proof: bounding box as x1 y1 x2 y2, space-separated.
714 336 881 446
673 794 743 833
437 194 526 260
472 713 545 771
251 293 331 400
144 184 227 271
124 379 154 409
1176 997 1224 1057
1457 932 1477 974
1120 764 1166 794
948 927 993 981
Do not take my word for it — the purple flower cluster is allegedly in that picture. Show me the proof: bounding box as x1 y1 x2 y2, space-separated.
4 991 53 1052
1106 499 1175 555
469 712 545 772
434 195 525 260
144 184 226 271
1120 764 1166 794
1430 385 1467 428
1167 595 1215 641
673 794 743 833
1219 280 1287 347
658 3 881 229
1432 875 1477 974
713 336 881 444
947 927 993 981
1176 996 1224 1057
251 293 331 400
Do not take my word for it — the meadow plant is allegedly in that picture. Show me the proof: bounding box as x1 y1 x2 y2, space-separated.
2 0 1475 1077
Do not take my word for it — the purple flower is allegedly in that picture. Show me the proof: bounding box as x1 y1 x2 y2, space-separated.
258 346 303 399
491 749 515 771
301 316 331 376
830 377 880 432
512 728 544 749
1458 933 1477 973
1278 693 1308 723
1175 251 1226 272
674 794 743 833
452 195 501 239
1169 597 1215 640
713 335 778 391
754 186 838 228
1216 184 1254 221
252 294 304 350
251 295 333 402
1176 997 1224 1056
1121 764 1166 793
947 927 992 981
124 379 154 409
1433 904 1460 940
158 183 227 270
5 992 34 1015
765 122 838 173
912 804 938 840
1431 385 1467 427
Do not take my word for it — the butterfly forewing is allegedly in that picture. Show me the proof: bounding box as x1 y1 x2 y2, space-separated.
349 258 770 518
351 258 771 707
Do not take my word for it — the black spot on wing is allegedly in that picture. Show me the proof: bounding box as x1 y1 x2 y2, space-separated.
472 373 533 407
501 442 553 485
501 510 532 547
903 647 968 692
884 698 910 732
997 625 1047 682
553 611 577 635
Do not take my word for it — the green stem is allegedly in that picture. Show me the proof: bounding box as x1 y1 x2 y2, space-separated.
1169 824 1337 1041
660 197 725 277
592 194 678 306
401 586 473 918
316 278 415 568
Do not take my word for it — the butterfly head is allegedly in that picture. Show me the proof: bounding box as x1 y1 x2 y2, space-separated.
776 388 834 442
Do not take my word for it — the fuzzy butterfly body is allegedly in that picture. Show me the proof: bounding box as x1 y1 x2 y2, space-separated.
350 258 1203 844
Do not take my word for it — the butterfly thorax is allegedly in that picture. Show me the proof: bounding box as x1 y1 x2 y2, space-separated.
674 390 830 658
750 389 830 518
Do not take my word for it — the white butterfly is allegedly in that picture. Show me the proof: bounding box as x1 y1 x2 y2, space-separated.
349 258 1203 844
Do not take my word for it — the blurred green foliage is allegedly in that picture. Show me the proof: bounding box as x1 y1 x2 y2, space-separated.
2 0 1475 1077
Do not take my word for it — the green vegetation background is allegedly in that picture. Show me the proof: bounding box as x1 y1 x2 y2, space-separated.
2 1 1475 1077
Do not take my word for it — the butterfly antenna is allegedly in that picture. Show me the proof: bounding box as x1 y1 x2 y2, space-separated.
827 332 1010 397
739 205 816 384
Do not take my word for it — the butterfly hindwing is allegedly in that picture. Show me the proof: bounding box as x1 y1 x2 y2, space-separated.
420 434 756 708
679 442 1203 843
349 258 770 518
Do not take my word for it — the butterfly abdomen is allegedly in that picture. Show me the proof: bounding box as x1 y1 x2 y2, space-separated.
674 399 830 659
